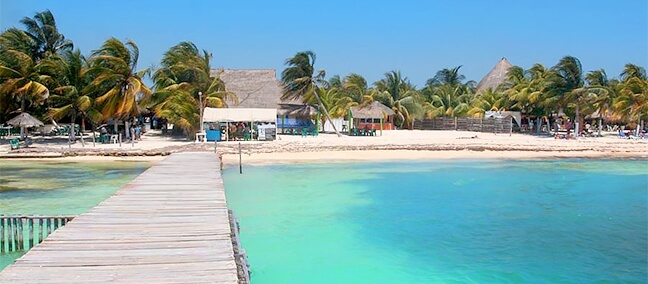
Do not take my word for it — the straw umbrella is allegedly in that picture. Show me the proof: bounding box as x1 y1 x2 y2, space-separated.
7 112 44 140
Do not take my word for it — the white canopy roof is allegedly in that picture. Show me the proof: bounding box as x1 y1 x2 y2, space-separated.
203 107 277 122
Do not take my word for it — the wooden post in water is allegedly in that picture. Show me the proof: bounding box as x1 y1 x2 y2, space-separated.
239 142 242 174
9 218 15 252
17 218 23 251
0 217 5 253
39 218 44 242
28 218 34 249
46 218 52 236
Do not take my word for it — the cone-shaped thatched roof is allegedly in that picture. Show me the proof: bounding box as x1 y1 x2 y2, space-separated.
350 101 395 119
7 112 44 127
475 57 512 94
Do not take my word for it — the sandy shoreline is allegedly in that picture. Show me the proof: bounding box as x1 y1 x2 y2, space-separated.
221 149 648 167
2 129 647 165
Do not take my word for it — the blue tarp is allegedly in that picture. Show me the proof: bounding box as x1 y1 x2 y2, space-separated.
277 117 312 128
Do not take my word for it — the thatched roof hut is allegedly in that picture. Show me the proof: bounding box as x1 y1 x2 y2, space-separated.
210 69 284 108
475 58 512 94
350 101 395 119
210 69 312 116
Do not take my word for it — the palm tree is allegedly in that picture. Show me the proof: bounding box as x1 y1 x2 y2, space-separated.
47 50 102 144
281 51 341 136
0 49 52 138
552 56 586 132
86 38 151 138
341 73 373 105
615 64 648 134
0 10 71 124
18 10 73 62
422 84 471 118
151 42 236 137
585 69 617 135
426 66 466 87
504 64 556 133
467 88 509 117
373 70 422 128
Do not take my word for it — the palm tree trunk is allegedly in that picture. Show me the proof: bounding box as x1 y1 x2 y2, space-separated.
598 119 603 137
90 121 96 147
313 91 341 137
575 104 580 135
20 96 26 140
70 113 77 143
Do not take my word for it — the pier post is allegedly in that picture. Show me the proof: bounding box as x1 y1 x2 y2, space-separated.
28 218 34 249
239 142 242 174
0 218 5 253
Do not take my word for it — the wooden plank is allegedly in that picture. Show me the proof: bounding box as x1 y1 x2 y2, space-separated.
0 152 240 283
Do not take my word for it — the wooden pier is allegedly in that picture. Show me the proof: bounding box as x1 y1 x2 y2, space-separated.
0 152 246 283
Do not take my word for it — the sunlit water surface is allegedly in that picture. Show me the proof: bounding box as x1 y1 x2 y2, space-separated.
224 159 648 283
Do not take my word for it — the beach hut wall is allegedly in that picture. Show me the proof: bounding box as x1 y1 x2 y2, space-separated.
475 57 513 94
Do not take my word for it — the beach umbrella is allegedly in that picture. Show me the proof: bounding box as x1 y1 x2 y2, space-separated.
7 112 44 139
7 112 45 127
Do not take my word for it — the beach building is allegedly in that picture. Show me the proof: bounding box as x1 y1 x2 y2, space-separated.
475 57 512 94
205 69 316 140
348 101 396 135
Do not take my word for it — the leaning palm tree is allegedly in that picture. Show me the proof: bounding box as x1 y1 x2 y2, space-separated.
86 38 151 137
281 51 341 136
151 41 236 137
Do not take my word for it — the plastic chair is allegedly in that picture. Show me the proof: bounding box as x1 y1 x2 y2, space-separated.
10 138 19 150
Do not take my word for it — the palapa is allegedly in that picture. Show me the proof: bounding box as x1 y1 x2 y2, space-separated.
475 57 513 94
350 101 395 119
6 112 44 127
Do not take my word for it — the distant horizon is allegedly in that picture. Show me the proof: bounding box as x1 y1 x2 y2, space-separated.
1 0 646 87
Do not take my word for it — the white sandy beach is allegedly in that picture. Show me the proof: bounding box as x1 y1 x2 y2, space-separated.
2 129 646 166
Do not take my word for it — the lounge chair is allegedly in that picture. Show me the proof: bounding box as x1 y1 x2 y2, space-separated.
10 138 19 150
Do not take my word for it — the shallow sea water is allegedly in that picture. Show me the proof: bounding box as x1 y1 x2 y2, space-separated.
223 159 648 283
0 160 151 270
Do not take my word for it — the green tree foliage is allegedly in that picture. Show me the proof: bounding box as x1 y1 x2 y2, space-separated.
151 42 235 136
281 51 341 136
86 38 151 122
373 70 422 129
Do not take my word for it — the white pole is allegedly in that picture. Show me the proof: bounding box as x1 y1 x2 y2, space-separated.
199 92 204 133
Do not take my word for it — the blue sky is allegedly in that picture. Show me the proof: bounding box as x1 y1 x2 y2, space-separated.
1 0 646 87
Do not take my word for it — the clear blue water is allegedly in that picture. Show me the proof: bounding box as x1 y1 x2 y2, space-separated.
0 160 152 271
223 159 648 283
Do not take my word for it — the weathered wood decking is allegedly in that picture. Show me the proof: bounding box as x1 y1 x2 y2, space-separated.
0 152 240 283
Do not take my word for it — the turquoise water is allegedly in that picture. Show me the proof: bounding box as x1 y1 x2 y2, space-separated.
0 160 152 270
223 159 648 283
